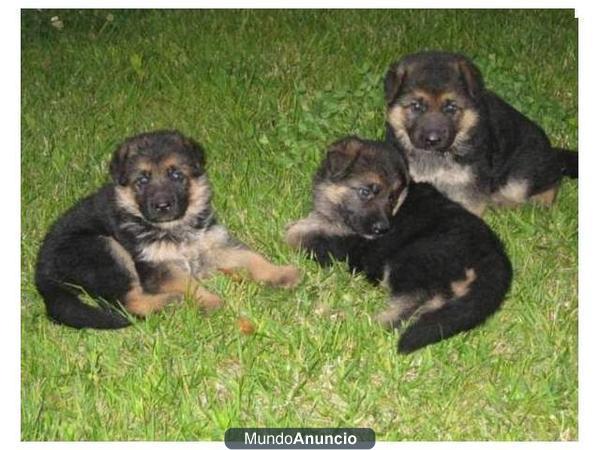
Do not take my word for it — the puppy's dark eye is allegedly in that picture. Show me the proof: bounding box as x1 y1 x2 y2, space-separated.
370 184 381 195
409 101 425 113
357 187 371 199
168 168 184 182
443 102 458 115
135 174 150 187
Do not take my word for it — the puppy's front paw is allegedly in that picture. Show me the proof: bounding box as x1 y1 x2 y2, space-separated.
375 300 414 329
284 222 303 248
269 265 302 289
375 306 400 329
375 294 422 328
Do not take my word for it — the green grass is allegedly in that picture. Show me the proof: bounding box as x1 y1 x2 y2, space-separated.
21 9 578 441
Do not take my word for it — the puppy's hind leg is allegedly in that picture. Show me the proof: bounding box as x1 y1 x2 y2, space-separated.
123 286 181 317
529 184 559 206
215 246 301 289
152 265 223 312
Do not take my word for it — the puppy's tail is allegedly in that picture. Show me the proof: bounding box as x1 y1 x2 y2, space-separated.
555 148 578 179
37 282 131 330
398 253 512 354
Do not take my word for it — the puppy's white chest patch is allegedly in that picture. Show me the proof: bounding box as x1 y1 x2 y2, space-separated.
409 154 474 187
138 225 231 276
407 152 487 214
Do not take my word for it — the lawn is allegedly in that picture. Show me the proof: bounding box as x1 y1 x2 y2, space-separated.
21 9 578 441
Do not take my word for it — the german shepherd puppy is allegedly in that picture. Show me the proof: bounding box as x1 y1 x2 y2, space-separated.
384 51 578 216
286 136 512 353
35 130 301 329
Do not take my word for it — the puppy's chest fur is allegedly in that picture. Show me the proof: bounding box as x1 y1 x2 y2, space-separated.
408 150 472 187
121 220 231 277
407 150 487 212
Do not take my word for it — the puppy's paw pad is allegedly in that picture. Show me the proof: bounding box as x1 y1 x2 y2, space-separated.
270 265 302 289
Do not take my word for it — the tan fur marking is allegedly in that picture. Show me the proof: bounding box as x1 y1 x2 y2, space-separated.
438 92 458 104
339 137 363 155
417 295 445 315
405 89 467 109
157 267 194 293
189 285 223 311
467 202 487 217
136 161 153 173
530 185 558 206
452 109 480 149
451 268 477 297
410 89 436 103
388 105 407 134
158 266 222 311
376 294 420 327
158 155 199 178
218 267 244 282
376 301 409 328
377 291 453 327
188 176 211 204
392 186 409 216
320 183 350 205
285 214 351 248
216 247 301 289
138 240 182 263
380 265 392 289
115 186 143 218
388 105 419 155
285 219 312 248
104 237 137 277
359 173 384 186
159 155 181 170
346 172 386 189
124 286 179 317
411 161 475 187
458 109 479 135
139 225 230 269
491 179 530 205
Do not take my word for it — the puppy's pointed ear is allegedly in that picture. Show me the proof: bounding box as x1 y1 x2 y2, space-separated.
456 57 484 100
384 60 408 105
181 137 206 177
109 141 135 186
324 137 362 180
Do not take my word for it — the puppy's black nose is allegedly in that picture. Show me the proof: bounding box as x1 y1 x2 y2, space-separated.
372 221 390 235
425 132 442 147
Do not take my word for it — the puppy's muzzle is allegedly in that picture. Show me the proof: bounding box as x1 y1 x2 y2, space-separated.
146 192 181 222
371 219 390 236
414 113 453 151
